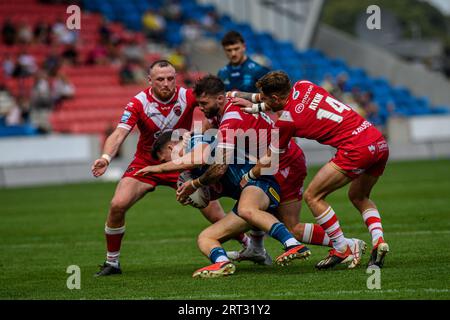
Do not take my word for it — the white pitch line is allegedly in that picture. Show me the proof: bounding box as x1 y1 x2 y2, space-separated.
2 230 450 249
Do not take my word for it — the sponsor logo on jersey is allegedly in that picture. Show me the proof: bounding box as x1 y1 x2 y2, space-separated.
302 85 314 105
352 120 372 135
231 72 240 77
125 102 134 109
295 103 305 114
121 110 131 123
269 187 280 203
377 140 388 151
173 104 182 116
279 111 293 122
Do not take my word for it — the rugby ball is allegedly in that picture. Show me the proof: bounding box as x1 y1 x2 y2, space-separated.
177 171 211 209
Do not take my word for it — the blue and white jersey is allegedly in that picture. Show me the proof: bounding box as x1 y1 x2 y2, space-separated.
218 57 270 92
185 134 280 209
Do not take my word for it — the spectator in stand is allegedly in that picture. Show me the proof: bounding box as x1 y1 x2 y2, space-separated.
62 44 79 65
162 0 182 22
52 19 67 43
43 46 62 76
34 21 50 44
30 71 53 110
132 60 149 85
122 38 145 64
98 18 112 45
2 18 17 46
52 72 75 106
167 47 187 73
200 11 220 33
5 100 22 126
0 84 17 123
335 72 349 94
142 9 166 43
119 59 135 85
181 19 202 42
3 54 15 77
17 96 31 124
13 48 38 78
86 43 108 65
320 74 336 93
17 22 33 45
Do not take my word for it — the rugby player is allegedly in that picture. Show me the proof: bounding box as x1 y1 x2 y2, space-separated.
218 31 270 92
233 71 389 269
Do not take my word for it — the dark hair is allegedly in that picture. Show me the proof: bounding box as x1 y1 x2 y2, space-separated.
149 59 175 73
221 30 245 47
256 71 291 98
193 74 225 97
151 130 178 160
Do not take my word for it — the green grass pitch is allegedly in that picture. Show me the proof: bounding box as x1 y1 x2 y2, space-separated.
1 159 449 300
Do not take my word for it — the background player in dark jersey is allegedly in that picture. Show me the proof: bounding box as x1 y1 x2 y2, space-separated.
218 31 270 93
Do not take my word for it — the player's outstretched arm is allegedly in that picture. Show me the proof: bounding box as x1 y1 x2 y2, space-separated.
91 127 129 177
134 144 209 176
226 91 261 103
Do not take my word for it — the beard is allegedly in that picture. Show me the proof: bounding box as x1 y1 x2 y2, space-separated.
154 87 175 101
203 107 220 119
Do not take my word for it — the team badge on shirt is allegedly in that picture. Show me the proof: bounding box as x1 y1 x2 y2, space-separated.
173 104 182 116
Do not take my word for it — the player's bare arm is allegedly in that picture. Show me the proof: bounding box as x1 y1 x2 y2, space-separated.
240 149 273 188
134 143 210 176
226 91 260 102
229 96 266 114
91 127 130 177
176 148 229 204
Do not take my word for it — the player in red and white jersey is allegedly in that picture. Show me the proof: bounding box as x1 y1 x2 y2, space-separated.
91 60 236 276
236 71 389 269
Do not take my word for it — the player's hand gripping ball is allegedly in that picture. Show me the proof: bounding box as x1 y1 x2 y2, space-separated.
177 171 211 209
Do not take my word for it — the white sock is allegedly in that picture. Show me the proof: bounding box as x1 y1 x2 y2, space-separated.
284 238 301 248
249 230 265 250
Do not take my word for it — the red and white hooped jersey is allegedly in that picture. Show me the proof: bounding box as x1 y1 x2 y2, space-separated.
271 80 383 154
118 86 197 163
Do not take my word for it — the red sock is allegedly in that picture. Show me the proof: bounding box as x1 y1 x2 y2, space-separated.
301 223 332 247
362 208 384 245
315 206 347 251
105 225 125 263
